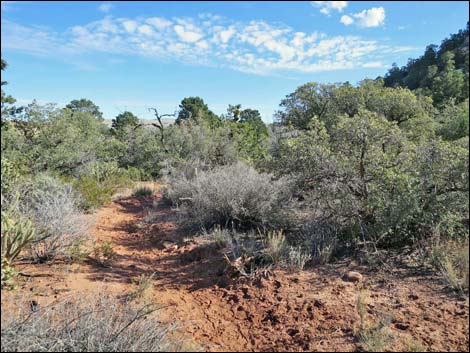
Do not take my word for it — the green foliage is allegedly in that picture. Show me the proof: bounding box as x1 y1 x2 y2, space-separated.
133 186 154 197
93 241 116 266
1 256 17 289
272 111 469 248
384 23 469 106
224 104 270 163
164 119 239 173
1 209 39 263
176 96 220 126
65 98 104 120
1 58 22 120
1 158 20 198
111 111 139 139
437 99 469 140
275 79 436 140
74 176 113 210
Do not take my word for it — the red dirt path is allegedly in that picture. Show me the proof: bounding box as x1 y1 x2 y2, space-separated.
3 189 469 352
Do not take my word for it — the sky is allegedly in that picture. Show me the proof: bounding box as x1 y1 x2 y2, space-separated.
1 1 469 122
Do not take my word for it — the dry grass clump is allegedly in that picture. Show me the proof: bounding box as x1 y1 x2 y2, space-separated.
1 294 180 352
286 246 312 271
300 220 339 264
128 273 155 300
264 230 287 264
355 290 394 352
429 240 469 295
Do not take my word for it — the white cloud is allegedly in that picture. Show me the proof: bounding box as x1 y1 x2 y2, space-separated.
138 24 154 36
312 1 348 15
219 27 235 43
146 17 172 30
340 15 354 26
2 13 407 75
174 24 203 42
196 40 209 49
98 3 113 13
122 20 137 33
353 7 385 27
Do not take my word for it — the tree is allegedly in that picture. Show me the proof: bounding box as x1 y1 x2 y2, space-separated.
224 104 269 162
275 82 337 130
275 79 435 140
65 99 104 120
382 24 469 105
1 59 21 122
176 97 219 126
112 111 139 132
437 99 469 140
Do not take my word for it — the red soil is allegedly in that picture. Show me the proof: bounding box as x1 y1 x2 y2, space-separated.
2 188 469 352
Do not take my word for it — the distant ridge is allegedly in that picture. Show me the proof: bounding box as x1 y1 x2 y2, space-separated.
104 118 175 128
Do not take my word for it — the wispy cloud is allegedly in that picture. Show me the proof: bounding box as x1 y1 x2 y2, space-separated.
2 13 405 75
311 1 348 16
98 2 113 13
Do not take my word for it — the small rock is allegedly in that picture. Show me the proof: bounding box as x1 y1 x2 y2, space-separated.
408 294 419 300
343 271 363 283
313 299 325 308
394 322 410 330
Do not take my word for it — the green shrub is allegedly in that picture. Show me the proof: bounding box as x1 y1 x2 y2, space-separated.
74 176 115 210
126 166 151 181
93 241 117 267
133 186 154 197
0 158 20 198
74 172 130 210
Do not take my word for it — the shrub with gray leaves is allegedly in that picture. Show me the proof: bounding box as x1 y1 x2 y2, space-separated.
165 162 293 229
21 174 91 261
0 295 180 352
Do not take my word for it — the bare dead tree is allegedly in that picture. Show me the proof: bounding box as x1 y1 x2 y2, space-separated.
134 108 176 153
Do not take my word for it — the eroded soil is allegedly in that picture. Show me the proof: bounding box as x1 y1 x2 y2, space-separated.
2 187 469 352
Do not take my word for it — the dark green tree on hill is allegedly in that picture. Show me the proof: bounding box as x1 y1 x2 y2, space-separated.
176 96 219 126
65 98 104 120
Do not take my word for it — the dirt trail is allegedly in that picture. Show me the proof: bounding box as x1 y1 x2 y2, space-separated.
4 189 469 352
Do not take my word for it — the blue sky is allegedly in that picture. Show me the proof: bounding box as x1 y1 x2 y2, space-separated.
1 1 469 122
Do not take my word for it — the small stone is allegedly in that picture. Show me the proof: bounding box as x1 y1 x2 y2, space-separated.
343 271 363 283
394 322 410 330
